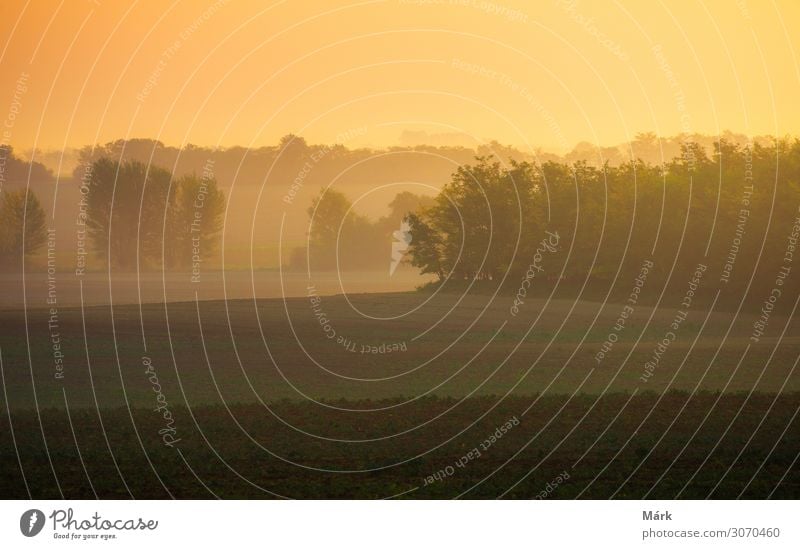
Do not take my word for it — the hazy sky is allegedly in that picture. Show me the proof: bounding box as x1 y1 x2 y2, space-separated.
1 0 798 153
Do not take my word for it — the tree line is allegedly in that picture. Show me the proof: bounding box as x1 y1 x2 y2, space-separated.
61 133 773 191
7 136 800 303
80 158 226 269
1 151 225 270
405 138 800 305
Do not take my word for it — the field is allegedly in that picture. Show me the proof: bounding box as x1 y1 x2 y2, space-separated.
1 290 799 498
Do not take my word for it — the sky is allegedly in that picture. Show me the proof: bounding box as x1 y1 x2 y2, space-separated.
1 0 798 154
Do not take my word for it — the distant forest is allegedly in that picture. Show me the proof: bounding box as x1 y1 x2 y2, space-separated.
11 131 780 184
3 135 800 306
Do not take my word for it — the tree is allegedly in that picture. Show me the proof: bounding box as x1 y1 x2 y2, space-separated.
405 212 445 279
85 158 170 269
407 157 539 281
278 134 309 162
0 189 47 266
379 191 435 229
164 173 226 269
0 145 53 183
306 188 381 270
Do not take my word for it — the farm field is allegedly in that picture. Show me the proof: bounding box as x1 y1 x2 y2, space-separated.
1 393 798 499
1 291 799 409
1 291 798 498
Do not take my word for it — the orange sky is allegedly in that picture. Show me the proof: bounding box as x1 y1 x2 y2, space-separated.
1 0 798 153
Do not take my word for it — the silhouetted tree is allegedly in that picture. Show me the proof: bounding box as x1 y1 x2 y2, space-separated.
0 189 47 266
407 157 539 281
0 145 53 183
379 191 435 230
306 188 384 270
405 212 445 279
407 139 800 305
85 158 170 269
164 173 226 269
